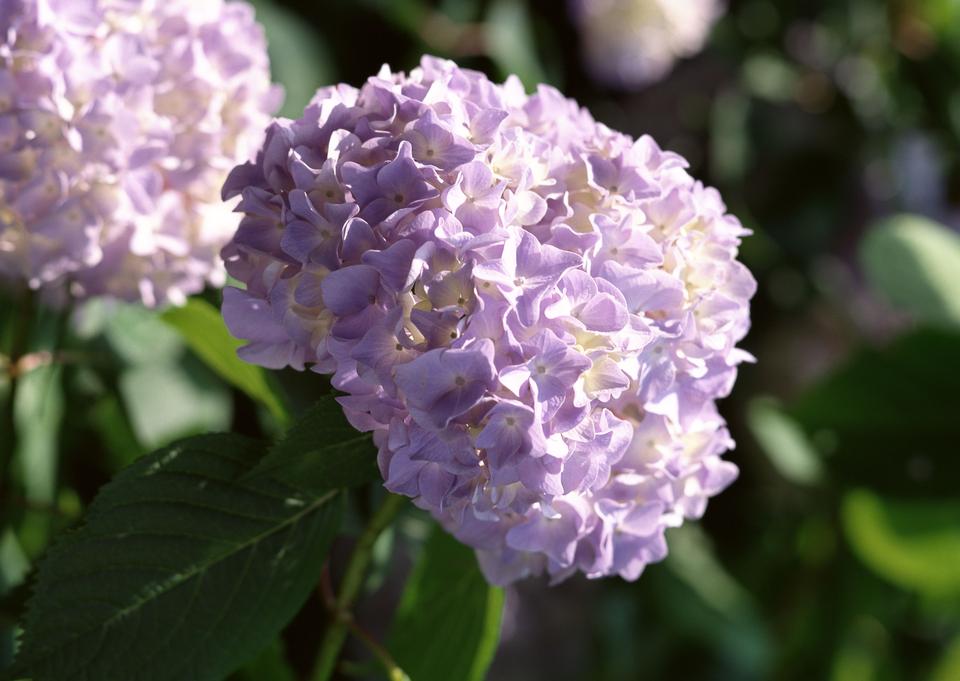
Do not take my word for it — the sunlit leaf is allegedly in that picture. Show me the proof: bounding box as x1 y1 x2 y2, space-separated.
13 365 63 505
931 635 960 681
119 358 232 450
389 525 503 681
661 525 773 675
486 0 548 89
163 298 289 425
747 397 824 485
102 303 183 366
860 214 960 327
250 0 334 117
842 489 960 596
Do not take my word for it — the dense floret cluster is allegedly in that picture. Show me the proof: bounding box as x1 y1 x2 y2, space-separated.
570 0 722 88
222 56 755 584
0 0 279 306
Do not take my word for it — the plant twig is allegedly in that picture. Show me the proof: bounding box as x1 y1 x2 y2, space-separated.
344 618 409 681
311 493 407 681
318 561 409 681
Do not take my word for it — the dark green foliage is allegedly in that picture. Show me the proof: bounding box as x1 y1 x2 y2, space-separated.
789 328 960 499
247 396 380 493
389 527 504 681
11 434 342 681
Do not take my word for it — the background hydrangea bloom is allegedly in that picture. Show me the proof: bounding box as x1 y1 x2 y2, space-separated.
0 0 280 306
570 0 723 88
222 56 755 584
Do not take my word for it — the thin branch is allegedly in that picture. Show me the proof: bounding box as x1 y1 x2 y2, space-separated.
311 493 407 681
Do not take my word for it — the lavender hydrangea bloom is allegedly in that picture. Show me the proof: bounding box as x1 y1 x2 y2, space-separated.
570 0 723 89
0 0 280 306
221 57 756 585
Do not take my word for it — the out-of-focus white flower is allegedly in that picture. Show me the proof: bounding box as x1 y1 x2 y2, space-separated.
571 0 723 88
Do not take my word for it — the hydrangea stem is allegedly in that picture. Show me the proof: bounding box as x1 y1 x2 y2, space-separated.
311 492 407 681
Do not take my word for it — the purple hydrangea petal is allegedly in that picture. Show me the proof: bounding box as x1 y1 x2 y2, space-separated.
1 0 279 305
220 54 755 586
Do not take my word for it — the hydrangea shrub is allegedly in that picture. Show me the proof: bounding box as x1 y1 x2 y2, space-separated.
222 56 755 585
570 0 722 88
0 0 279 306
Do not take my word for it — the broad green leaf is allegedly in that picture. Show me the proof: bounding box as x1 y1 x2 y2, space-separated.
0 530 29 669
0 531 28 597
13 364 63 505
102 302 183 366
119 358 232 449
789 328 960 498
162 298 289 425
11 433 343 681
246 396 378 493
486 0 548 89
747 397 824 485
829 619 885 681
860 214 960 327
101 302 233 450
389 525 503 681
88 393 146 468
233 639 296 681
659 525 772 675
842 489 960 597
931 635 960 681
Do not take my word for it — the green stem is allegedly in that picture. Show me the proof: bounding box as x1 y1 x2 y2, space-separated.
343 618 409 681
311 493 406 681
1 288 33 507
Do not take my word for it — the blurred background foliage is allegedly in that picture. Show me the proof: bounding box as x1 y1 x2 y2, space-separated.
2 0 959 679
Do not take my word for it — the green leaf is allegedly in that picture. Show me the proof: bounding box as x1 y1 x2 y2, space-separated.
931 635 960 681
659 525 772 675
842 489 960 597
747 397 824 485
88 393 146 469
233 639 296 681
789 327 960 498
102 302 184 366
162 298 289 425
0 531 29 597
119 358 232 450
11 433 343 681
13 364 63 504
246 396 378 493
103 302 234 450
249 0 334 118
389 525 503 681
0 530 29 670
486 0 548 89
860 214 960 327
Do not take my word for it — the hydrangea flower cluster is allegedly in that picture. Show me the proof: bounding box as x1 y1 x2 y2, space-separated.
222 56 755 585
0 0 279 306
570 0 722 88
